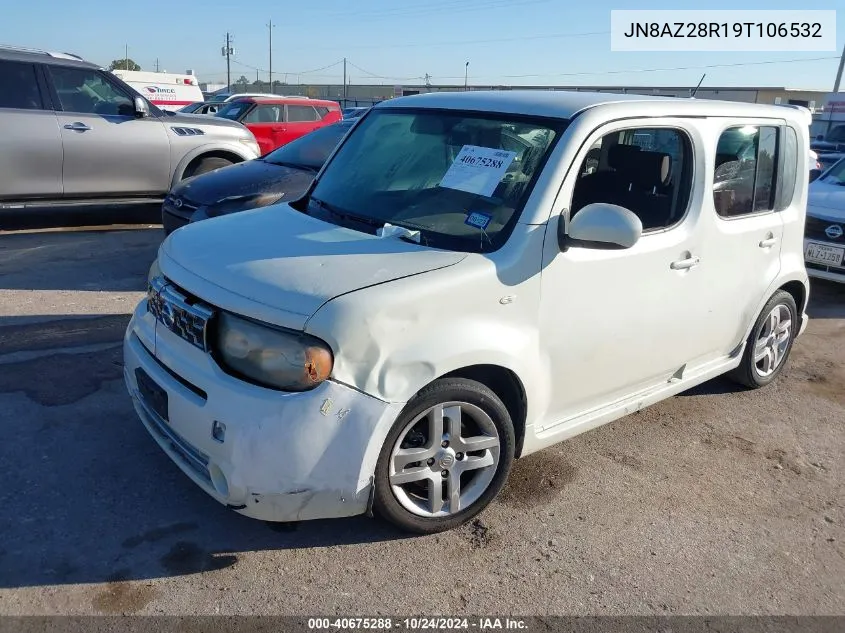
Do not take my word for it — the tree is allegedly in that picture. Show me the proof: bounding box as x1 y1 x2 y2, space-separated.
236 75 249 87
108 58 141 71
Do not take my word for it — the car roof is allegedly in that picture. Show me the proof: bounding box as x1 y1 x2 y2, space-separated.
0 44 98 69
237 96 339 106
380 90 811 124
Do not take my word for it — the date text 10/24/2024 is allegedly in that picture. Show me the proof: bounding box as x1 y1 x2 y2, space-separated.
307 618 528 630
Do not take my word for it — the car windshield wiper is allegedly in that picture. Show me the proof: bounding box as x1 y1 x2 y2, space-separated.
309 196 384 227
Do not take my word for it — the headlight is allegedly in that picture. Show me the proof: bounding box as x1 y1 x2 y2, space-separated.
214 312 333 391
208 192 284 217
147 259 161 285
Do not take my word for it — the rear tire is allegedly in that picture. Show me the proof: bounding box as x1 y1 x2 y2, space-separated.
728 290 798 389
183 157 233 179
373 378 515 534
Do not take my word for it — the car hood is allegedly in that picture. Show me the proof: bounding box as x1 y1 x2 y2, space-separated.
164 111 245 131
159 204 467 330
808 180 845 217
175 159 315 207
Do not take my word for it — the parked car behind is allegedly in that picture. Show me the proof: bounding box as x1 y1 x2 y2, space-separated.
129 91 810 534
0 46 260 212
162 119 355 234
805 156 845 283
178 101 219 115
215 96 341 154
342 106 370 120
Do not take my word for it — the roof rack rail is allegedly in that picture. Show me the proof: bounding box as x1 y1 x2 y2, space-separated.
0 44 84 61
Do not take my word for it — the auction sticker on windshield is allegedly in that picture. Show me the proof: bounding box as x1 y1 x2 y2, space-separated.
439 145 517 198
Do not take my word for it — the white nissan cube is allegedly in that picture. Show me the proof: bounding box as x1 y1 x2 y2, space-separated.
125 91 811 533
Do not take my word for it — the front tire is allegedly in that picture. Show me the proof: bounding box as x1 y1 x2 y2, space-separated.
728 290 798 389
184 156 233 179
373 378 515 534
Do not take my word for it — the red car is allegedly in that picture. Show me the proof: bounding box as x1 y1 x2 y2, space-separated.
215 97 342 154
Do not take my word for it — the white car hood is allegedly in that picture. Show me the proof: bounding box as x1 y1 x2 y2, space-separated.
159 204 467 329
808 180 845 220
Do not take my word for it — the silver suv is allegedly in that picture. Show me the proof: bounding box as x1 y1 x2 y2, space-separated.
0 46 260 212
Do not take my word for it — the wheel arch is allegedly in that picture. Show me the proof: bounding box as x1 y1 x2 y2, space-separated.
742 273 810 343
434 364 528 458
170 145 252 187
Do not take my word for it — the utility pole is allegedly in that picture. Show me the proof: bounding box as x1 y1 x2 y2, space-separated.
155 58 160 73
464 61 469 91
343 57 347 102
222 33 233 92
834 44 845 93
124 44 129 70
268 20 275 92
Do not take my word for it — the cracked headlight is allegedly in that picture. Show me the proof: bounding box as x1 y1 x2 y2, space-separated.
214 312 333 391
207 192 284 218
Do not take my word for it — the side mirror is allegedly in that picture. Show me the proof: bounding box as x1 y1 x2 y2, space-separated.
134 96 150 118
815 134 824 141
809 168 822 183
561 203 643 250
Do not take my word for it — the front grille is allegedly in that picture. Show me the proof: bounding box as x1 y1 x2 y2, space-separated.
148 276 214 351
805 216 845 243
807 261 845 273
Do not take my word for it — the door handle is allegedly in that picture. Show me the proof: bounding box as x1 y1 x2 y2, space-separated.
63 122 91 132
670 256 700 270
759 237 778 248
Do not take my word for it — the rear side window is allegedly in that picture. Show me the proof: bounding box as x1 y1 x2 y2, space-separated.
314 106 329 118
777 126 798 210
713 125 779 217
0 60 43 110
286 105 318 122
243 104 282 123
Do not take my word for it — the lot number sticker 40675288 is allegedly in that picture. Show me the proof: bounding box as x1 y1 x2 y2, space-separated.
439 145 517 198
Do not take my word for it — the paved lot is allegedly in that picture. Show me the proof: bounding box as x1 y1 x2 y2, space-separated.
0 217 843 616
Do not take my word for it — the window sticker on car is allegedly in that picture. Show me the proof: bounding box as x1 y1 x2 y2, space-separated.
439 145 517 197
465 211 492 230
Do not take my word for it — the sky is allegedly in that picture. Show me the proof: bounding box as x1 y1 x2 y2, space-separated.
3 0 843 89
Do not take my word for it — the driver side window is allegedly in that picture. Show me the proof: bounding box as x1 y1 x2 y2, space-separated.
49 67 134 116
570 127 692 232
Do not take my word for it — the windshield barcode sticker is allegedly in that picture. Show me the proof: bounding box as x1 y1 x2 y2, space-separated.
439 145 517 197
465 211 492 229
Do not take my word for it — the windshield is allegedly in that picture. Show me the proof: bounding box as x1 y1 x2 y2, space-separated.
827 126 845 143
304 108 562 253
819 158 845 185
264 124 350 169
216 101 251 120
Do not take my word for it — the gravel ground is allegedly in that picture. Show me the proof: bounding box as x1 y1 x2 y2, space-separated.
0 217 843 616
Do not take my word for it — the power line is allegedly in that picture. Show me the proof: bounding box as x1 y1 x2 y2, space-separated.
321 30 608 52
428 55 842 81
346 61 422 82
231 58 344 77
307 0 549 21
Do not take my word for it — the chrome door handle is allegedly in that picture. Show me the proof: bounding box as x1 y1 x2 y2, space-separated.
670 256 700 270
759 237 778 248
63 122 91 131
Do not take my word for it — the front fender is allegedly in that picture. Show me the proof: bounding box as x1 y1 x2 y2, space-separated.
305 250 548 427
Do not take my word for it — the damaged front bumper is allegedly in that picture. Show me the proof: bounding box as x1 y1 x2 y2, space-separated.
123 301 402 522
